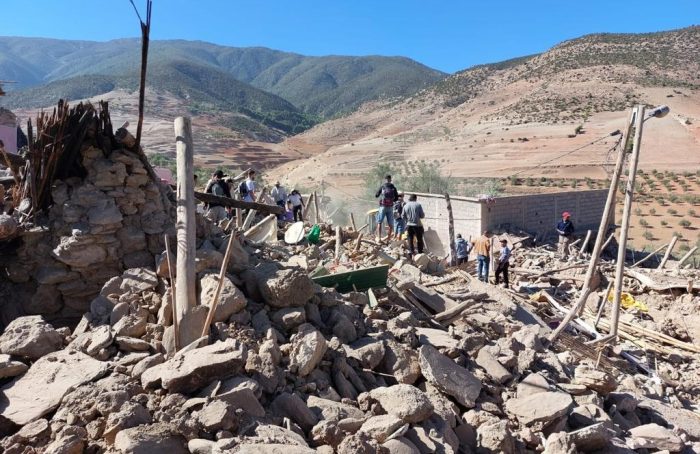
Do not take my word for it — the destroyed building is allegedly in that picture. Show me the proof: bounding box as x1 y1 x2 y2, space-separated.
0 100 699 454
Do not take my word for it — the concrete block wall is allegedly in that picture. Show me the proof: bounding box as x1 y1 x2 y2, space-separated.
412 189 609 255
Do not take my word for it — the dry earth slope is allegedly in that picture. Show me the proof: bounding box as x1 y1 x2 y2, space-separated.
269 26 700 199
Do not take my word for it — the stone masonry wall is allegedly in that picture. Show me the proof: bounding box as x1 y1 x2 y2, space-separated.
3 145 174 324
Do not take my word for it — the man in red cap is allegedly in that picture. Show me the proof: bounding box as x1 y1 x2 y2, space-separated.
556 211 575 260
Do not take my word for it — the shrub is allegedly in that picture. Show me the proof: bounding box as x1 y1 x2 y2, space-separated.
649 208 656 216
643 230 654 241
679 219 692 228
661 220 668 226
690 209 697 217
668 208 678 216
639 218 649 227
634 208 642 216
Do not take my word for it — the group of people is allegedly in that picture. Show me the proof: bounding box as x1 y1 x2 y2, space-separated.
202 169 305 224
457 231 512 287
374 175 426 256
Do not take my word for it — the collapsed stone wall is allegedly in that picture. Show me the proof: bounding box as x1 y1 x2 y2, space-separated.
3 145 174 324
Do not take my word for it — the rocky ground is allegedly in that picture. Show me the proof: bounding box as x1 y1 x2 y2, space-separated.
0 218 699 454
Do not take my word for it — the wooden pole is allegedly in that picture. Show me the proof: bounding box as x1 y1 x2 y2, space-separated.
235 208 243 228
549 108 635 344
349 212 357 231
675 246 697 269
578 230 592 258
608 105 645 342
313 191 321 224
335 226 342 263
163 234 179 351
242 187 268 230
303 193 313 223
174 117 197 344
445 193 457 266
601 231 615 251
594 280 614 329
354 233 364 253
631 242 669 267
657 235 679 270
201 231 238 340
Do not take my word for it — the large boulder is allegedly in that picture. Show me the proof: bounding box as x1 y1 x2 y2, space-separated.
0 316 64 360
628 423 684 452
369 384 434 423
379 339 421 384
141 338 247 393
505 392 574 426
114 423 188 454
289 323 327 377
199 273 247 322
419 344 481 407
0 354 28 379
259 268 314 308
120 268 159 294
0 350 107 425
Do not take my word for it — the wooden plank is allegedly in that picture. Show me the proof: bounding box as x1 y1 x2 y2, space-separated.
445 193 456 266
631 242 668 268
657 235 678 270
408 284 458 313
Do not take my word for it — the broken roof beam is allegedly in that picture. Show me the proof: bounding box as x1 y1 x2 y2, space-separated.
193 190 283 214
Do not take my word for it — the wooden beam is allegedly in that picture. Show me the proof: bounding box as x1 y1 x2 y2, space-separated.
174 117 197 346
242 186 268 230
445 193 456 266
657 236 679 270
335 226 342 263
578 229 592 258
675 246 698 269
349 212 357 231
193 190 283 214
549 107 635 344
631 242 668 268
313 191 321 224
201 231 239 340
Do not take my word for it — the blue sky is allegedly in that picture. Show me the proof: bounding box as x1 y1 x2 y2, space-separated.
2 0 698 73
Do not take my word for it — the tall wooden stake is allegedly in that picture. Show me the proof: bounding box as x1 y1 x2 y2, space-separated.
164 234 179 351
607 105 645 342
549 108 635 343
657 235 679 270
201 232 238 340
349 212 357 231
174 117 196 345
313 191 321 224
445 193 456 266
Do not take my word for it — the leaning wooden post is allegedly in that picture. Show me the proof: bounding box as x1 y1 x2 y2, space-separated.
163 234 179 351
303 193 312 223
445 193 457 266
313 191 321 224
675 246 697 269
201 231 238 340
174 117 197 341
631 242 668 268
334 226 342 264
657 235 678 270
578 230 592 258
549 108 635 343
349 212 357 231
607 105 645 342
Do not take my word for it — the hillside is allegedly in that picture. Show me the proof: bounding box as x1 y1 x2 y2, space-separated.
0 37 445 118
268 26 700 203
2 60 314 141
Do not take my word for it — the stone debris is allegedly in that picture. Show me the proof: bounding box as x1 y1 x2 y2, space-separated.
1 118 699 453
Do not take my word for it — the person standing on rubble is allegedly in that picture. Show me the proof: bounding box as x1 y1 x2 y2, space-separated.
472 231 491 282
271 181 288 220
393 193 406 239
403 194 425 257
556 211 575 260
239 169 257 203
455 234 471 265
495 238 511 288
288 189 305 222
374 175 399 241
204 170 231 224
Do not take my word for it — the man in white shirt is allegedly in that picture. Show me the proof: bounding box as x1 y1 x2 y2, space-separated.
271 181 287 207
242 170 256 203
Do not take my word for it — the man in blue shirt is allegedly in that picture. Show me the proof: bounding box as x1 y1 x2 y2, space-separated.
455 234 470 265
556 211 575 260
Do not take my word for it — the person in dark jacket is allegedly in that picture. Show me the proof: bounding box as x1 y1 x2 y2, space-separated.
204 170 231 223
455 234 471 265
403 194 425 256
556 211 575 260
374 175 399 241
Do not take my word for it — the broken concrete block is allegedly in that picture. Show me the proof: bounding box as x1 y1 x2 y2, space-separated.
259 268 314 308
505 392 574 426
307 395 366 422
369 384 434 423
270 392 318 432
477 420 515 454
475 347 512 384
114 423 188 454
199 272 247 322
380 340 421 385
517 372 550 397
418 344 481 408
628 423 684 452
196 399 236 432
0 315 64 360
289 323 327 377
119 267 158 293
359 414 406 443
0 354 28 379
573 365 617 395
141 338 247 393
345 337 386 370
0 350 107 425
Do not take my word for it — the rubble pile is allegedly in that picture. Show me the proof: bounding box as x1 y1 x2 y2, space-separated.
1 102 699 454
0 229 699 453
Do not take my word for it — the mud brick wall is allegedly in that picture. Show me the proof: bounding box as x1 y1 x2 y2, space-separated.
1 145 175 325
